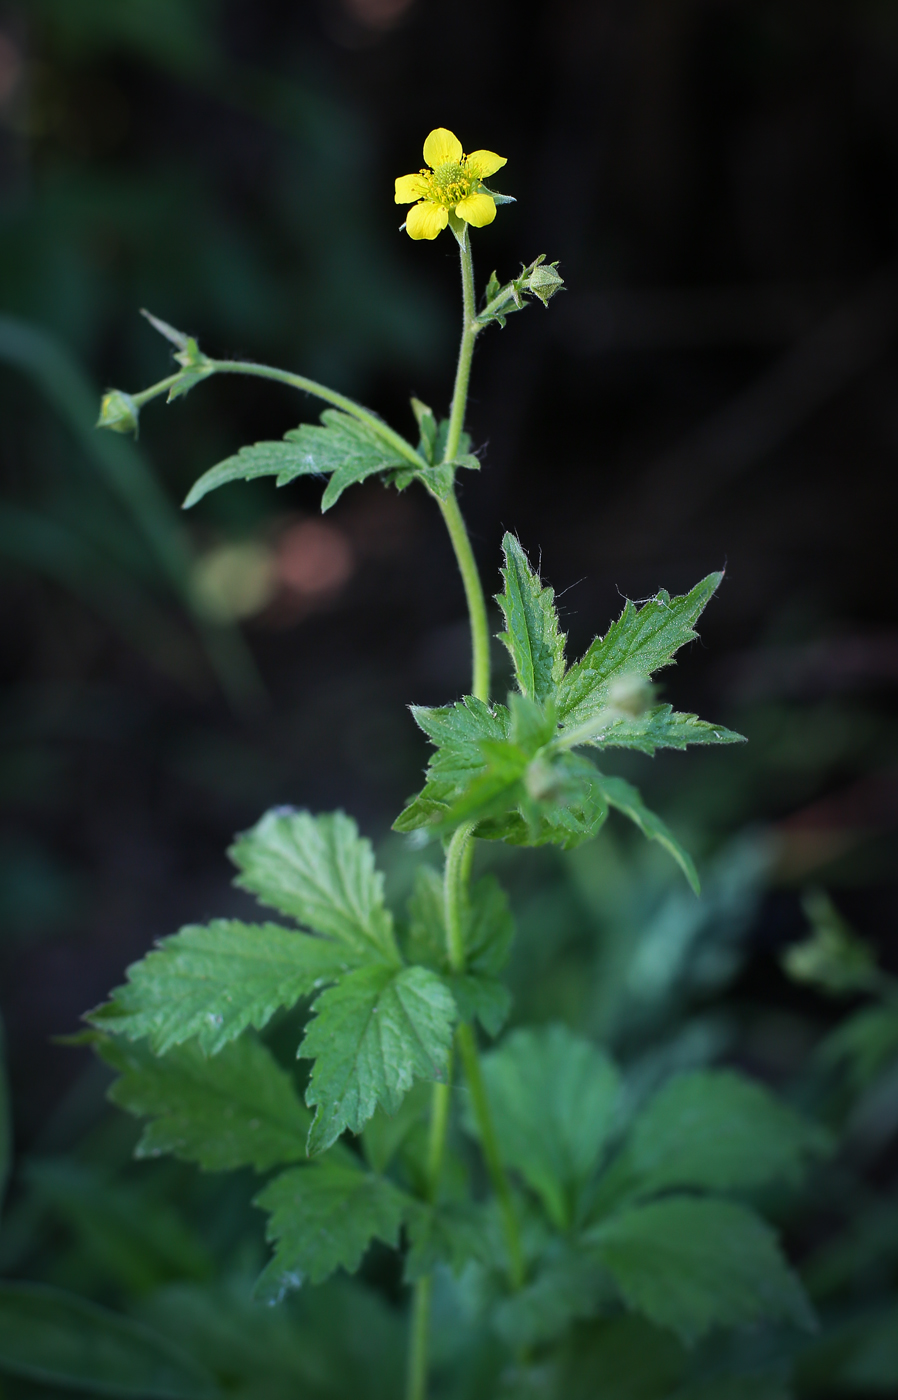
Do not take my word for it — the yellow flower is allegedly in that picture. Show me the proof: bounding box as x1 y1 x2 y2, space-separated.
395 128 507 240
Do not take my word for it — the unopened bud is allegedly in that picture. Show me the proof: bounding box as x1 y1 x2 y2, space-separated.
527 260 564 306
96 390 139 436
525 756 563 803
607 673 653 718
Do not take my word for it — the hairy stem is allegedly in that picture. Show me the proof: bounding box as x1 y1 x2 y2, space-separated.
443 227 478 464
437 492 491 702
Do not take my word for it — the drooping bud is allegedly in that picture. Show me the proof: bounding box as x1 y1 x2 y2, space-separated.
525 257 564 306
96 390 139 436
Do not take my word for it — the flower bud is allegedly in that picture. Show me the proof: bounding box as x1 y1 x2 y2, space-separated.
526 259 564 306
607 673 653 718
96 390 139 436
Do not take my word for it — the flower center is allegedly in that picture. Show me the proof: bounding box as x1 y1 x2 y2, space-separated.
424 159 475 208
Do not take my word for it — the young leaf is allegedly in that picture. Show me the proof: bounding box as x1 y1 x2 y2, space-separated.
254 1162 406 1299
99 1034 312 1173
230 809 398 963
593 771 700 894
183 410 408 511
572 704 745 757
557 573 723 730
0 1282 216 1398
465 874 515 976
496 533 566 702
87 921 355 1055
622 1069 829 1199
476 1025 619 1230
301 964 456 1155
589 1197 815 1343
393 697 511 832
448 975 511 1037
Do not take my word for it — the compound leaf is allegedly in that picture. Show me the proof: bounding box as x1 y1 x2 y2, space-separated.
557 573 723 729
99 1034 311 1173
88 921 354 1054
593 771 700 894
230 809 398 963
301 965 456 1155
254 1162 406 1298
0 1282 216 1398
497 533 566 702
589 1197 815 1343
623 1069 829 1198
477 1025 619 1230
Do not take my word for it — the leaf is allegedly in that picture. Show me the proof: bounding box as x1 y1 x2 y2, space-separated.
588 1198 815 1343
403 1200 492 1281
361 1081 431 1176
496 533 566 702
300 965 456 1155
493 1247 614 1348
449 974 511 1037
183 409 407 511
671 1376 793 1400
99 1034 311 1173
404 871 513 1033
230 808 398 963
0 1282 216 1398
87 921 354 1054
254 1163 406 1298
393 697 511 832
477 1025 619 1230
622 1069 829 1198
557 573 723 729
573 704 745 757
0 1014 11 1217
465 874 515 976
563 1314 688 1400
593 771 700 894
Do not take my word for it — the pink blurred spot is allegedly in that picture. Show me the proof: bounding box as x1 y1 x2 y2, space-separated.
0 32 22 105
276 520 355 598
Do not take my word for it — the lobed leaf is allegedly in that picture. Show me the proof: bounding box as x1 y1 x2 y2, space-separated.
589 1197 815 1343
87 920 355 1054
403 1200 492 1281
593 771 700 894
99 1034 311 1173
496 533 566 702
183 409 407 511
301 964 456 1155
557 573 723 729
254 1162 406 1299
573 704 745 757
477 1025 619 1230
230 808 398 963
623 1069 830 1198
0 1282 216 1398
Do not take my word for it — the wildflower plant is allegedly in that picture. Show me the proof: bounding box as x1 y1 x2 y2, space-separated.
83 129 828 1399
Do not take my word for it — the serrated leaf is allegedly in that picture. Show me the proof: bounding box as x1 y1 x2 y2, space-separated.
572 704 745 756
449 975 511 1037
593 771 700 894
589 1198 815 1343
99 1034 311 1173
254 1163 406 1297
393 698 511 832
0 1282 216 1398
622 1070 829 1199
557 573 723 729
493 1248 614 1348
406 868 514 979
230 808 398 963
183 409 407 511
361 1081 431 1176
496 533 566 702
477 1025 619 1230
88 921 355 1055
301 965 456 1154
479 751 609 850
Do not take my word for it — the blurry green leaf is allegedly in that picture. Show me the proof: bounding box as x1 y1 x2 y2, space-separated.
783 889 881 996
477 1025 619 1229
562 1313 688 1400
100 1034 311 1172
496 533 566 702
403 1199 491 1281
0 1015 10 1217
494 1247 614 1348
589 1198 814 1343
557 574 723 730
88 920 354 1054
183 410 407 511
620 1070 829 1199
819 1003 898 1092
361 1081 431 1176
671 1376 792 1400
406 869 514 977
796 1301 898 1393
301 965 456 1155
0 1282 216 1397
593 772 700 894
230 809 399 963
449 974 512 1037
254 1163 406 1298
26 1159 211 1294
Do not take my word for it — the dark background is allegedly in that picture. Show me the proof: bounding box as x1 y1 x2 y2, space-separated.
1 0 897 1147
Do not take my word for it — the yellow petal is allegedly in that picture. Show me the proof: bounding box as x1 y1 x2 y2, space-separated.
454 192 496 228
423 128 463 169
406 201 449 240
466 150 506 179
395 173 430 204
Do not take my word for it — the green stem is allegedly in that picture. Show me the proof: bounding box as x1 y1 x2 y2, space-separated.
444 821 477 972
443 227 478 465
405 1274 433 1400
205 358 428 473
437 492 491 702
